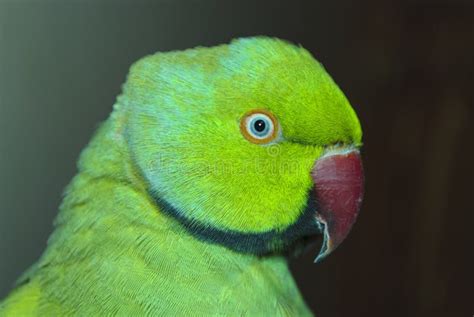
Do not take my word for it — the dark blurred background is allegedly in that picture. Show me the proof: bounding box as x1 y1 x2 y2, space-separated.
0 0 473 316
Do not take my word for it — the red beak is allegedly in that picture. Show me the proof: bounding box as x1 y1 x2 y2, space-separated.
311 149 364 262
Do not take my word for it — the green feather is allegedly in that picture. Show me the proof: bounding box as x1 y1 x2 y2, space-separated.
1 36 361 316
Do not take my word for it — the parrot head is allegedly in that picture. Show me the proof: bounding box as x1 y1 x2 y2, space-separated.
122 37 363 262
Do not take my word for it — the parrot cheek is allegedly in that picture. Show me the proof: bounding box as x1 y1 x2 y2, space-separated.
311 148 364 262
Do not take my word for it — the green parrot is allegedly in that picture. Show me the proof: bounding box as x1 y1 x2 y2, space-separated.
0 37 363 316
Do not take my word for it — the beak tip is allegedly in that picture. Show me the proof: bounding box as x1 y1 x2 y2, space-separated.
313 223 331 263
314 247 332 263
313 254 326 263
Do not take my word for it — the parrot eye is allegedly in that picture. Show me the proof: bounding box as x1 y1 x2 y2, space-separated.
240 110 279 144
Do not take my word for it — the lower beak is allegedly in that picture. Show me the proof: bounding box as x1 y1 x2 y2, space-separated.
311 148 364 262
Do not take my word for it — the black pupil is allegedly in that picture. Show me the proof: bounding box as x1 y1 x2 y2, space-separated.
254 119 266 132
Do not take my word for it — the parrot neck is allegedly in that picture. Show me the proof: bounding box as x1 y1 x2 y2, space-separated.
13 106 310 315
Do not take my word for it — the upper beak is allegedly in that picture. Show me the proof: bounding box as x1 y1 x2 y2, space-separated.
311 148 364 262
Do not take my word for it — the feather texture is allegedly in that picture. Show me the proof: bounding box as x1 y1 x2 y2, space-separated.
1 37 362 316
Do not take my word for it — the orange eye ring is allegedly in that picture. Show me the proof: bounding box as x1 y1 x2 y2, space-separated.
240 109 279 144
